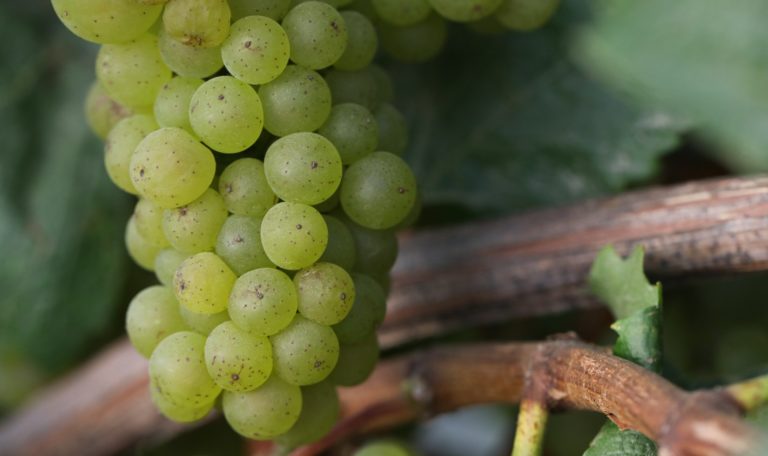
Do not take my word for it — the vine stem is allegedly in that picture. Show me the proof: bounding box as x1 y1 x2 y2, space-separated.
510 400 548 456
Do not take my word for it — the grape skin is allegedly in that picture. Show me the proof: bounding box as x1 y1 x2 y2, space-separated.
222 375 302 439
51 0 162 44
282 1 348 70
222 16 290 85
258 65 332 137
261 202 329 270
271 315 340 386
204 321 273 391
125 286 188 358
173 252 237 314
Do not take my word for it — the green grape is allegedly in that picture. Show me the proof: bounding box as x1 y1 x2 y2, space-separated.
218 158 277 217
258 65 332 136
261 202 328 270
125 216 164 270
344 220 397 275
324 68 381 111
133 198 169 247
318 103 378 165
104 114 158 194
329 331 378 386
263 132 343 205
130 127 216 208
189 76 264 154
333 274 386 343
150 381 214 423
84 81 133 139
495 0 559 30
162 188 228 253
340 152 416 229
149 331 221 407
371 271 391 295
216 215 274 276
371 0 431 26
374 103 408 155
96 33 172 109
467 15 506 34
428 0 502 21
204 321 273 391
294 263 354 326
158 29 224 78
292 0 353 6
162 0 231 48
173 252 237 314
277 380 339 448
155 249 192 286
126 286 188 358
222 16 290 85
222 375 302 439
282 1 347 70
354 440 415 456
314 187 340 213
334 12 377 71
345 0 378 22
271 315 339 385
180 306 229 335
229 0 292 21
379 14 447 63
369 64 394 105
154 77 203 134
51 0 162 44
228 268 297 336
394 190 421 229
319 215 356 270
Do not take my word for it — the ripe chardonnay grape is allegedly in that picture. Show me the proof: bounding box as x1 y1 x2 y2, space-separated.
51 0 162 44
155 249 192 287
218 158 277 218
228 268 298 336
428 0 503 22
150 383 215 423
318 103 378 164
319 215 356 271
222 16 290 85
105 114 158 194
125 216 165 270
261 202 329 270
205 321 273 391
126 286 188 358
162 0 231 48
173 252 237 314
282 1 348 70
333 274 386 343
258 65 332 136
329 331 379 386
158 29 224 78
133 198 170 247
216 215 275 275
495 0 560 30
277 380 339 447
294 262 355 325
371 0 431 26
334 11 377 71
229 0 292 21
154 77 203 134
374 103 409 155
271 315 339 385
222 375 302 439
378 14 447 63
162 188 228 253
85 81 133 139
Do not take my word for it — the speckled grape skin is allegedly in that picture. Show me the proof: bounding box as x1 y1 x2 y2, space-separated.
332 273 386 343
319 215 356 270
318 103 378 165
173 252 237 314
276 380 339 447
428 0 502 21
126 286 188 358
374 103 409 155
105 114 158 195
340 152 417 229
155 249 192 286
51 0 162 44
334 11 377 71
162 0 231 48
130 127 216 209
229 0 292 21
189 76 264 153
259 65 332 137
222 375 302 439
264 132 343 205
149 331 221 407
328 331 379 386
379 14 447 63
180 306 229 335
371 0 432 26
324 68 381 111
282 1 347 70
162 188 228 253
96 33 172 109
495 0 560 30
228 268 298 336
294 263 355 325
218 158 277 218
125 216 165 270
270 315 339 385
222 16 290 85
204 321 273 391
260 202 329 270
216 215 275 276
158 29 224 78
85 81 133 140
150 382 214 423
133 198 169 247
154 77 203 134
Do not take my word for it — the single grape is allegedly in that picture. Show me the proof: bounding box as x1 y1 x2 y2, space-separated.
133 198 169 247
345 0 378 21
318 103 378 165
428 0 502 22
340 152 417 229
218 158 277 218
394 191 421 229
228 268 298 336
271 315 339 385
328 331 379 386
258 65 332 136
334 12 377 70
333 274 386 343
96 33 172 109
324 68 381 111
51 0 162 44
216 215 275 276
180 306 229 335
104 114 158 195
354 440 415 456
173 252 237 314
204 321 273 391
162 188 228 253
150 381 214 423
282 1 348 70
369 64 394 105
374 103 409 155
261 202 329 270
378 14 447 63
495 0 560 30
162 0 231 48
229 0 292 21
319 215 356 271
189 76 264 154
264 132 343 205
154 77 203 134
126 286 188 358
343 219 397 275
371 0 431 26
130 127 216 209
276 380 339 448
125 216 165 270
158 29 224 78
149 331 221 407
222 375 302 439
155 249 192 286
222 16 290 85
294 263 355 325
84 81 133 139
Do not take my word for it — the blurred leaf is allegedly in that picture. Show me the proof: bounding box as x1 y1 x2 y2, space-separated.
612 306 661 372
583 422 656 456
391 0 684 215
588 246 661 320
576 0 768 171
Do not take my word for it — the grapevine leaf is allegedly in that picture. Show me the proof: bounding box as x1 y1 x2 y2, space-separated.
611 306 661 372
583 422 656 456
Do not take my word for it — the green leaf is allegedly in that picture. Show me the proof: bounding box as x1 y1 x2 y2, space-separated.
611 306 661 371
389 0 684 215
576 0 768 172
583 422 656 456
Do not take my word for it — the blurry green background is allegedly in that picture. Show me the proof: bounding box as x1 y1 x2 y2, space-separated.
2 0 768 454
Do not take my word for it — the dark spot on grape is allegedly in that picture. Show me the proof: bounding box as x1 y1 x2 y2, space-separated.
244 40 252 48
179 207 188 216
397 187 406 194
310 161 318 169
340 292 346 301
139 168 145 177
225 183 233 193
296 224 302 230
231 373 239 381
218 94 225 100
234 235 244 243
179 280 187 291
